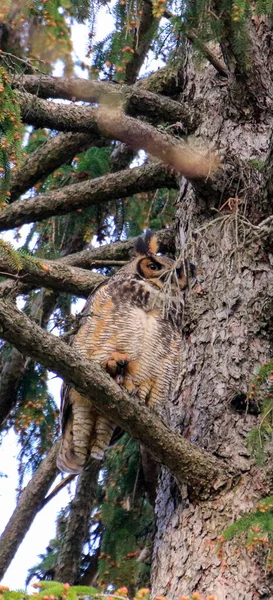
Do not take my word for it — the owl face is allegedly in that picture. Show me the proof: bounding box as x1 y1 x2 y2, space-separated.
134 229 195 294
136 254 191 291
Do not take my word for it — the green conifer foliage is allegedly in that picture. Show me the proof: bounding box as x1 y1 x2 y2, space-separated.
0 66 23 205
97 436 154 593
9 362 59 489
246 359 273 464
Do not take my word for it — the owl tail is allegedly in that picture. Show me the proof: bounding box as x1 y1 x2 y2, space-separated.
90 416 116 460
57 398 116 473
57 401 93 474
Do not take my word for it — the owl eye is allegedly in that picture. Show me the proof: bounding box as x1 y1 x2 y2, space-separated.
147 261 161 271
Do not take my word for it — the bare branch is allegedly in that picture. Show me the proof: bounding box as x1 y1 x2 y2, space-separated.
142 0 229 78
41 474 76 509
18 92 218 179
61 228 176 268
0 441 59 580
186 29 229 78
14 75 199 132
0 163 177 232
0 252 106 296
0 295 231 498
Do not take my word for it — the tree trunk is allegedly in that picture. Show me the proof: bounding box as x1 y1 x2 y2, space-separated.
55 459 100 584
150 27 273 600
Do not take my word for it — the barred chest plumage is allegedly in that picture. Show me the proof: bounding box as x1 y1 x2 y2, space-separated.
57 230 194 474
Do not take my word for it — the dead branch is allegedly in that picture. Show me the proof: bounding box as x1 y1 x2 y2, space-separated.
60 227 175 268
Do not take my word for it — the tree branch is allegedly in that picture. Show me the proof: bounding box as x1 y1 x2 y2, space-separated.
0 295 231 499
14 75 199 132
10 132 107 203
124 0 158 85
186 29 229 78
0 252 106 296
60 228 175 268
40 474 76 509
0 441 59 580
0 163 177 232
18 92 218 179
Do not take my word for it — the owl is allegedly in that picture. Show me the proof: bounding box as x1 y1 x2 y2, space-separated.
57 230 194 474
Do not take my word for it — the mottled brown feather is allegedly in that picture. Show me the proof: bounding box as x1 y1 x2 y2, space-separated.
57 231 193 473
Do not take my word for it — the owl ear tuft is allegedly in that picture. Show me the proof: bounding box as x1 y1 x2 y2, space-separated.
135 230 159 256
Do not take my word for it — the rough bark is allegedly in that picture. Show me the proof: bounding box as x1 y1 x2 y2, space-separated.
17 91 217 179
0 295 228 496
150 23 273 600
55 460 100 584
0 164 177 232
0 289 58 427
0 348 29 426
0 441 59 580
0 252 106 297
14 75 199 131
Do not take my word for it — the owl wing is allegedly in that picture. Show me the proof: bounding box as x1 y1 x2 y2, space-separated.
57 284 117 474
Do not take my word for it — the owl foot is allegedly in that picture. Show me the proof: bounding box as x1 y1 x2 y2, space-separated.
106 352 129 377
123 378 138 396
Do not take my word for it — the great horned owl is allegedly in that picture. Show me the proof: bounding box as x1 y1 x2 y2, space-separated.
57 230 193 474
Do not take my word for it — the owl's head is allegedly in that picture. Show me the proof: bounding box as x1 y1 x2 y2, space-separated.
134 229 195 293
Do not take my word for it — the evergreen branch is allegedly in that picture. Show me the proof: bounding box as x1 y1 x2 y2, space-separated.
0 295 230 499
142 0 229 78
14 76 199 132
0 441 59 580
10 132 107 203
0 163 178 232
124 0 158 85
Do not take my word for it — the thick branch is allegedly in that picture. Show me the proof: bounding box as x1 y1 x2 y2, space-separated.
0 348 28 426
0 290 57 427
186 29 229 78
0 252 106 296
125 1 158 85
0 441 59 580
18 92 217 179
14 76 199 132
61 228 175 268
0 296 230 498
55 460 100 584
0 163 177 232
10 132 106 203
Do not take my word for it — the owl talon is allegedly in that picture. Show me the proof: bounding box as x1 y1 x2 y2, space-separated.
106 352 129 377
